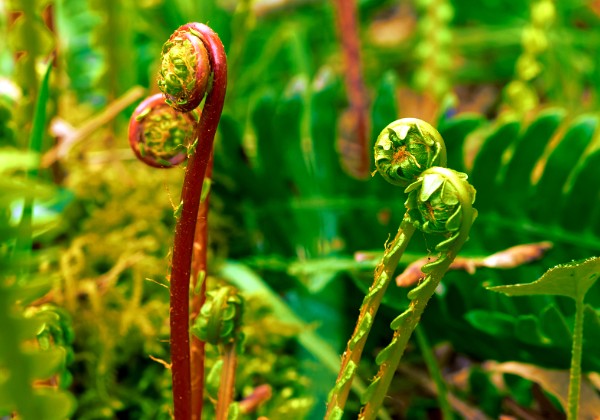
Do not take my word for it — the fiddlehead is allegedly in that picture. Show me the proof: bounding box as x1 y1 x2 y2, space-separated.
374 118 446 187
192 286 244 420
192 286 244 347
405 168 474 253
158 26 211 113
325 119 447 419
359 167 476 420
128 93 196 168
128 22 227 420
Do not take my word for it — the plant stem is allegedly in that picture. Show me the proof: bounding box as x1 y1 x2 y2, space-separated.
360 168 475 420
414 325 453 420
567 299 584 420
169 24 227 420
325 219 416 419
216 343 238 420
359 266 447 419
190 159 212 420
333 0 370 178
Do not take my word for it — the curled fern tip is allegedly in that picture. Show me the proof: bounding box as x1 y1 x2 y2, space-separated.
158 23 211 112
374 118 447 187
405 167 476 255
128 93 196 168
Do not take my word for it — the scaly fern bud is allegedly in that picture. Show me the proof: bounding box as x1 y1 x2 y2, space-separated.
192 286 244 347
157 24 212 112
128 93 196 168
359 166 476 420
405 168 476 236
374 118 447 187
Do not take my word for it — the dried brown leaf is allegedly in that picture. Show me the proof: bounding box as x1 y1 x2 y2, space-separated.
485 361 600 420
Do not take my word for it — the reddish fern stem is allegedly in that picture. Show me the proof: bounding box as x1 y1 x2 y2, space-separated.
190 158 212 420
216 343 238 420
169 24 227 420
333 0 370 178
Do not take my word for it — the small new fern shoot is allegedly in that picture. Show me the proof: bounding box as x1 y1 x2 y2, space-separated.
128 22 227 420
326 118 476 419
192 286 244 420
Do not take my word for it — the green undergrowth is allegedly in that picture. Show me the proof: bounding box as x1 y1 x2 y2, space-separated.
3 0 600 418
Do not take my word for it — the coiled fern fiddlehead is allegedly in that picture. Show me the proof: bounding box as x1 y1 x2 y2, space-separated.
192 286 244 420
360 166 476 419
325 119 447 419
128 93 196 168
325 119 476 419
128 23 227 420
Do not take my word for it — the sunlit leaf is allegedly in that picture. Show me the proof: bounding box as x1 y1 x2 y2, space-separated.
487 257 600 301
0 150 39 173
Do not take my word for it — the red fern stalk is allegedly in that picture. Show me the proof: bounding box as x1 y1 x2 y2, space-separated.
168 23 227 420
333 0 370 178
129 22 227 419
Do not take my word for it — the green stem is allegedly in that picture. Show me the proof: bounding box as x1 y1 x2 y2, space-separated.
360 168 475 420
359 265 446 419
415 326 453 420
325 219 416 419
567 299 584 420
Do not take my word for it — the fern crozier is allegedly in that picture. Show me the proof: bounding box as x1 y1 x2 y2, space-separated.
128 93 196 168
158 25 211 112
374 118 447 186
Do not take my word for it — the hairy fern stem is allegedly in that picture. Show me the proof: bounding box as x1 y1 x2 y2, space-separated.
128 23 227 420
325 220 416 419
327 119 476 418
567 298 584 420
359 167 475 419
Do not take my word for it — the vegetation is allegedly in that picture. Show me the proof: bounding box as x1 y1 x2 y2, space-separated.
2 0 600 419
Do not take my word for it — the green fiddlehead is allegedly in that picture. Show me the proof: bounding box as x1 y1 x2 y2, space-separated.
325 119 447 419
359 167 476 420
192 286 244 347
374 118 446 187
128 22 227 420
405 168 474 249
31 305 76 390
192 286 243 420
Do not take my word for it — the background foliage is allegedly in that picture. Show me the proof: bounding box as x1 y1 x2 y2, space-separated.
2 0 600 418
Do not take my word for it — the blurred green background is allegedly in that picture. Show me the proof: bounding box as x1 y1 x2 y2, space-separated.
2 0 600 418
